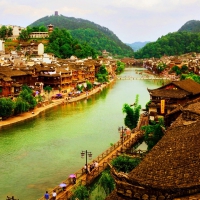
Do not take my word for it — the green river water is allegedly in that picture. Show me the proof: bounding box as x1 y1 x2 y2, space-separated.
0 68 165 200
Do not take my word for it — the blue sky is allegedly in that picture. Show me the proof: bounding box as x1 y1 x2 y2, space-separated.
0 0 199 43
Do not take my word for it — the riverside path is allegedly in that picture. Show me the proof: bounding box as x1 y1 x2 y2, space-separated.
37 130 144 200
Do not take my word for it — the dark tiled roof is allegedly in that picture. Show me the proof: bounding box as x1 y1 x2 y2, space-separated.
148 79 200 98
148 88 189 98
129 111 200 190
0 67 26 76
173 79 200 95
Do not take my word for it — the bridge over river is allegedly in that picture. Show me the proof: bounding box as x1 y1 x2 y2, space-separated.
117 75 172 81
38 130 144 200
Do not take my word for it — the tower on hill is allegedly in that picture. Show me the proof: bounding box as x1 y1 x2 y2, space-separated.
55 11 58 16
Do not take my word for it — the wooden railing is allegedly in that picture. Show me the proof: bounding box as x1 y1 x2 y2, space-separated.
37 131 144 200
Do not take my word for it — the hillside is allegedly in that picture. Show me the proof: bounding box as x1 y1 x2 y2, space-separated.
127 41 150 51
134 31 200 59
178 20 200 33
29 14 134 57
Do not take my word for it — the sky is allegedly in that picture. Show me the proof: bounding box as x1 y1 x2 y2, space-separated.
0 0 200 44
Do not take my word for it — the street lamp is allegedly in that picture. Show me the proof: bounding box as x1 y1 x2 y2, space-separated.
81 150 92 173
118 126 127 152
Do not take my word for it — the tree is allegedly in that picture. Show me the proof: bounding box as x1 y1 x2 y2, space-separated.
44 85 52 101
18 29 30 41
181 72 200 84
181 65 188 73
122 95 141 129
141 118 165 151
71 185 89 200
98 171 115 195
156 62 166 74
7 27 13 37
86 81 93 91
19 85 37 109
39 25 47 32
14 97 29 115
96 65 109 83
116 61 125 74
0 25 8 39
0 97 15 119
45 28 97 59
170 65 181 75
111 155 141 173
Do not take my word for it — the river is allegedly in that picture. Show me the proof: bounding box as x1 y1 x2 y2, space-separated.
0 68 166 200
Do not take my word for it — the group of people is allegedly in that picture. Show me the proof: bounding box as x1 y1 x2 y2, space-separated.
44 190 57 200
84 160 99 174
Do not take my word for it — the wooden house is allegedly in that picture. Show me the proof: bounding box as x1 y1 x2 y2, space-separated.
0 66 30 96
147 79 200 123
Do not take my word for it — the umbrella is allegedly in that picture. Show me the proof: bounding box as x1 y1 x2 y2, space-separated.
59 183 67 187
69 174 76 178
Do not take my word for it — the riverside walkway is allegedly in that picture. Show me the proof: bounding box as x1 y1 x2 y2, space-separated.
38 130 144 200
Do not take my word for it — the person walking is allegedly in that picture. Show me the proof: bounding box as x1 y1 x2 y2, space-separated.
52 190 57 200
44 191 49 200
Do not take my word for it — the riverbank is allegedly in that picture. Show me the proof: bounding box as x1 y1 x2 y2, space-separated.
0 80 114 129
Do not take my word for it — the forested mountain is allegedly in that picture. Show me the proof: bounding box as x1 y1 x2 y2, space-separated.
134 31 200 59
178 20 200 33
126 41 150 51
29 14 134 57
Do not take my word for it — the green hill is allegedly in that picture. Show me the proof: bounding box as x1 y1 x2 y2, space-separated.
134 31 200 59
29 14 134 57
178 20 200 33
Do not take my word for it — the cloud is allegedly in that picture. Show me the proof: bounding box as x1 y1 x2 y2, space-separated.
0 0 200 42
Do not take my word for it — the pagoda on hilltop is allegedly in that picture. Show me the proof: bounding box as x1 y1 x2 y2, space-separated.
47 24 54 33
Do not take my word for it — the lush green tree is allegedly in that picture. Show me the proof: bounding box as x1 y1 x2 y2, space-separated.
77 84 84 92
181 72 200 84
71 185 89 200
18 29 30 41
0 25 8 39
156 62 167 74
116 61 125 74
86 81 93 91
111 155 141 173
141 118 165 151
181 65 188 73
170 65 181 75
122 95 141 129
19 85 37 110
27 25 48 33
98 170 115 195
44 85 52 100
0 97 15 119
96 65 109 83
45 28 97 59
14 97 29 115
7 27 13 37
39 25 48 32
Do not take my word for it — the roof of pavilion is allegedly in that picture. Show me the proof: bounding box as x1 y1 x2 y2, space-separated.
128 102 200 190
